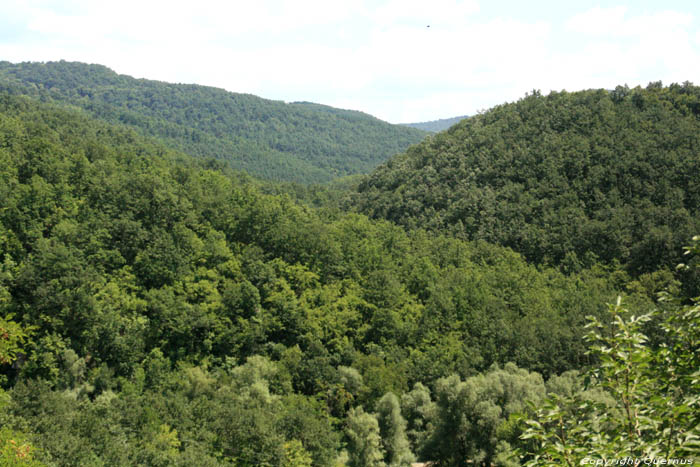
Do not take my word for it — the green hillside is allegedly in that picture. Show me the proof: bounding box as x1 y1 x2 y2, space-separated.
353 83 700 278
401 114 469 132
0 60 427 183
0 92 674 465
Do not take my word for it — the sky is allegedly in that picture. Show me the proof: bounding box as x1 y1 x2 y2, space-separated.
1 0 699 123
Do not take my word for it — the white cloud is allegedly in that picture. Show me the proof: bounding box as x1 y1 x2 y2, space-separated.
556 6 700 93
566 6 693 38
373 0 479 27
566 6 629 36
1 1 699 122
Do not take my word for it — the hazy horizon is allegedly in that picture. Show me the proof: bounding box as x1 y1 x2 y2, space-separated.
2 0 699 123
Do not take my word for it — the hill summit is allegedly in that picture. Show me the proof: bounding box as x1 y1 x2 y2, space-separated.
353 83 700 276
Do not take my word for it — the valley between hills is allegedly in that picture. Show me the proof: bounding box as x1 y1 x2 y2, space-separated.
0 62 698 466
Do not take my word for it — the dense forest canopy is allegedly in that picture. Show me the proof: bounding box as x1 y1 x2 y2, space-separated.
0 60 427 183
0 74 698 465
353 83 700 284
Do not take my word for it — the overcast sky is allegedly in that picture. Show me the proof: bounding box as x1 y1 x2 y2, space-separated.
2 0 699 123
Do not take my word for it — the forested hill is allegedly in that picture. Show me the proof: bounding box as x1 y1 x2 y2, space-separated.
1 91 657 465
401 114 469 132
0 60 427 183
353 83 700 278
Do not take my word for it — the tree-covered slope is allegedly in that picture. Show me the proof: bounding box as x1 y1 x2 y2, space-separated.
0 60 427 183
401 115 469 132
0 92 651 465
353 83 700 277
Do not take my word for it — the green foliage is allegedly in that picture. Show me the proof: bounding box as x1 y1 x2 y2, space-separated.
376 392 414 466
354 84 700 280
425 363 546 466
400 382 436 457
0 60 427 183
0 90 653 464
0 314 31 366
521 238 700 466
0 428 45 467
0 259 33 367
345 407 386 467
282 440 313 467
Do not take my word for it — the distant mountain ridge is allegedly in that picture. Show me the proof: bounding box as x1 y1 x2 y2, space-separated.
0 60 427 183
401 115 469 132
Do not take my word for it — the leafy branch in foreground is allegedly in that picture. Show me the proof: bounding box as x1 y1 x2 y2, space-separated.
520 237 700 465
